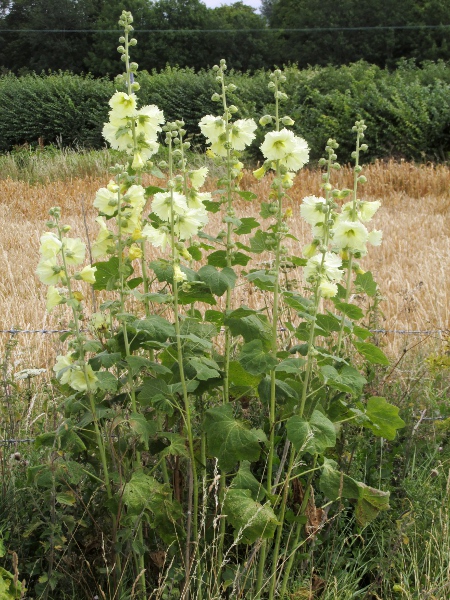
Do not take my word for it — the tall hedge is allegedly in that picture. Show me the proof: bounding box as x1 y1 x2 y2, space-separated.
2 61 450 161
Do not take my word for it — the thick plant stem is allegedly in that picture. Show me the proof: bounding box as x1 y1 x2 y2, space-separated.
167 136 199 596
279 456 318 597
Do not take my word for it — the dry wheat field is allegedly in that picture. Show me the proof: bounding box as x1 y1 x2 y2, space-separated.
1 159 449 374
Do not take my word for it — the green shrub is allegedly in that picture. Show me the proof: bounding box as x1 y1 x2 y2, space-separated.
2 62 450 161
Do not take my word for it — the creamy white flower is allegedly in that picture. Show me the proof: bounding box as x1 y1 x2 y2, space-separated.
46 285 63 312
341 200 381 223
124 185 146 211
319 279 338 298
188 191 212 210
109 92 137 119
120 209 141 235
368 229 383 246
14 368 46 380
54 353 75 385
39 232 62 258
260 129 297 161
304 252 343 282
92 217 114 258
174 208 206 239
199 115 226 143
188 167 208 190
173 264 187 283
300 196 327 226
78 265 97 284
102 122 133 152
62 238 85 266
36 258 64 286
94 187 119 216
210 138 227 157
230 119 257 150
69 364 98 392
332 220 369 251
152 192 188 221
136 105 164 140
281 136 310 171
142 224 171 251
131 151 145 170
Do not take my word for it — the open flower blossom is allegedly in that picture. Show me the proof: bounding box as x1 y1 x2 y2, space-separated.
46 285 63 312
368 229 383 246
39 232 62 258
135 105 164 139
152 192 188 221
62 238 86 265
92 217 114 258
54 353 75 385
281 136 310 171
300 196 327 226
142 224 171 251
174 208 207 239
36 258 65 286
189 167 208 190
199 115 225 143
69 365 98 392
188 191 212 210
109 91 137 119
94 186 119 216
173 264 187 283
78 265 97 284
318 279 338 298
123 185 146 210
102 122 133 151
332 220 369 251
304 252 343 283
229 119 257 150
341 200 381 223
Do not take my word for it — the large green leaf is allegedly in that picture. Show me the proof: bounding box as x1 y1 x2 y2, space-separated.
197 265 237 297
333 301 364 321
319 458 361 500
355 482 390 526
363 396 405 440
354 342 390 366
355 271 378 297
238 340 278 376
133 316 175 343
224 312 272 349
234 217 260 234
223 489 278 544
320 365 366 395
249 230 272 254
204 404 261 471
93 257 133 291
231 461 266 501
122 471 182 543
286 411 336 454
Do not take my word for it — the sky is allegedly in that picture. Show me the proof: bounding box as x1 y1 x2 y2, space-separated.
202 0 262 10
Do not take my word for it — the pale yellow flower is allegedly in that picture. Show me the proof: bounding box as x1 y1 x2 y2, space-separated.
142 224 171 251
332 220 369 251
36 258 64 286
260 129 297 161
136 105 164 140
102 122 133 151
128 244 143 260
108 91 137 119
173 264 187 283
188 167 208 190
280 136 309 172
300 196 327 226
230 119 257 150
39 232 62 258
92 217 114 259
175 208 207 239
78 265 97 284
46 286 63 312
199 115 225 143
62 237 86 266
319 280 338 298
69 365 98 392
368 229 383 246
124 185 146 211
54 353 75 385
94 187 119 217
152 192 188 221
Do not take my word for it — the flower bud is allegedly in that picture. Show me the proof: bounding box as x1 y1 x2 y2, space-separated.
228 83 237 92
275 91 288 101
158 160 168 168
281 116 295 126
129 38 137 46
211 93 221 102
120 54 127 62
130 62 138 72
357 175 367 184
216 76 222 83
360 143 368 152
259 114 273 126
268 81 276 90
117 45 125 54
119 36 125 43
212 64 220 71
229 105 238 114
131 82 140 91
318 158 327 167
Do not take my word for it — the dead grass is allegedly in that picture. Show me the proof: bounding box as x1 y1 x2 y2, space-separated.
1 160 449 373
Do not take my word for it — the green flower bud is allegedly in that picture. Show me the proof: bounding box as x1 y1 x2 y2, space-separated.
117 45 125 54
131 82 140 91
281 116 295 126
216 76 222 83
268 81 276 90
332 162 341 170
275 91 288 101
212 65 220 71
130 62 138 72
229 105 238 114
120 54 127 62
354 165 363 173
119 36 126 43
211 93 221 102
129 38 137 46
158 160 168 168
360 143 368 152
351 151 357 159
228 83 237 92
259 114 273 126
318 158 327 166
357 175 367 184
183 142 190 149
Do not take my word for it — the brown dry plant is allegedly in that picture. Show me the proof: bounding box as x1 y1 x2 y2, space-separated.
1 160 448 376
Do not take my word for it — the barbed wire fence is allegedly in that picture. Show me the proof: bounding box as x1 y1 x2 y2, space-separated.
1 325 447 446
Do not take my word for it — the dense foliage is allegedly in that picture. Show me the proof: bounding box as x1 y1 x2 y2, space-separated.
1 0 450 74
2 60 450 161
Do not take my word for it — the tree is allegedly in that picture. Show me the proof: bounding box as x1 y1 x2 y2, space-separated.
0 0 103 73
